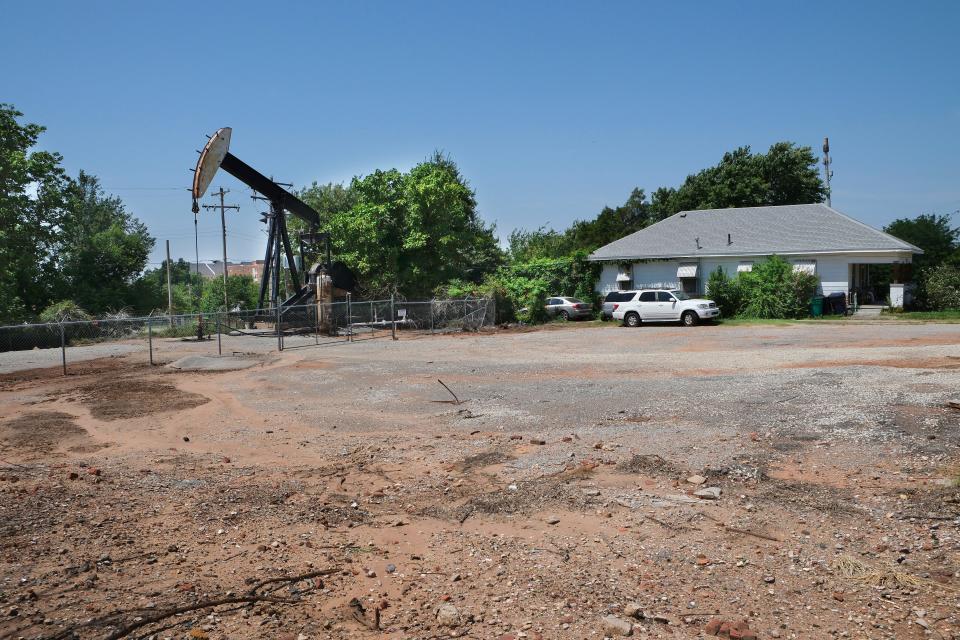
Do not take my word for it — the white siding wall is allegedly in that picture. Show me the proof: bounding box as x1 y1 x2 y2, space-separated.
597 263 620 294
631 261 682 289
594 252 914 296
815 256 849 296
597 261 684 293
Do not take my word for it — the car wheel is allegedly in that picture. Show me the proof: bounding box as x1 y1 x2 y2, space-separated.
681 311 698 327
559 310 570 321
624 312 641 327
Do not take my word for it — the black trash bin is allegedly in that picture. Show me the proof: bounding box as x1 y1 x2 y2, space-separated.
825 292 847 315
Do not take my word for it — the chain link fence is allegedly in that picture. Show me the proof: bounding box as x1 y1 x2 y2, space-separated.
0 297 495 374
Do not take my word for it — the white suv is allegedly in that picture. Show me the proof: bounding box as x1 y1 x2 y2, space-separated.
611 289 720 327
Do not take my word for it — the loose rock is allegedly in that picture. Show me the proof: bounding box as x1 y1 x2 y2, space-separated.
437 603 460 627
694 486 722 500
601 614 633 636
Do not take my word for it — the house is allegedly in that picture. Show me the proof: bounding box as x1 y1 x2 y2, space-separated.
588 204 922 308
190 261 224 279
191 260 266 281
226 260 265 280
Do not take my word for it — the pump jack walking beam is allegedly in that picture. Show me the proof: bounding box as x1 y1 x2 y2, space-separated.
192 128 325 310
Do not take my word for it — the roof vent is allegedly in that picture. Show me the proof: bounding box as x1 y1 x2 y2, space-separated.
727 233 732 245
695 237 701 249
680 213 687 218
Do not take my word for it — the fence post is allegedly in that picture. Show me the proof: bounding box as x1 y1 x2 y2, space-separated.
430 299 434 334
276 304 282 352
148 320 154 365
347 293 353 342
216 314 222 356
60 323 66 376
391 294 397 340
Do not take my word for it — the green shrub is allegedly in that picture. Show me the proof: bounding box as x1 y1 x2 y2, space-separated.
708 256 817 320
706 267 744 316
737 256 818 319
924 264 960 310
199 275 260 312
438 250 600 324
435 278 514 324
39 300 92 324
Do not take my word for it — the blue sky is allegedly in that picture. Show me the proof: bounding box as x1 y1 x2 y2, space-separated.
3 1 958 267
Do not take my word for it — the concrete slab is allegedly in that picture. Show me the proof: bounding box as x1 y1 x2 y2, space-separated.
166 355 259 371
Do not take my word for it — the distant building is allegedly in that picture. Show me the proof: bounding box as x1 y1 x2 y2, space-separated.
191 260 265 281
226 260 265 281
589 204 922 308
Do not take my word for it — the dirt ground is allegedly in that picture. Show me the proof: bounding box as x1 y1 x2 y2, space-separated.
1 321 959 640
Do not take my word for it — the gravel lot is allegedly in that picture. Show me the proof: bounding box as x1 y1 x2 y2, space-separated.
1 320 959 639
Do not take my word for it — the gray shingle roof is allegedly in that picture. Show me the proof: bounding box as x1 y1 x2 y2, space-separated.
588 204 922 261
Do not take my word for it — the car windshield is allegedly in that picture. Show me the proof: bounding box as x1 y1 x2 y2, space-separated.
670 290 691 300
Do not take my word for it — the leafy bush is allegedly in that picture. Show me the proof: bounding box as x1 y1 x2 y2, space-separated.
436 251 600 324
199 275 260 312
924 264 960 310
39 300 92 323
435 278 514 324
706 267 744 316
738 256 818 319
707 256 817 319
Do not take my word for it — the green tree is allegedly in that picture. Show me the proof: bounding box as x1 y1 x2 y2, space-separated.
135 259 204 313
762 141 829 206
327 168 407 295
327 153 502 297
884 213 959 271
653 142 825 216
507 227 575 262
56 171 155 313
883 213 959 309
297 182 355 227
399 153 496 291
566 188 654 253
508 141 825 262
0 104 68 322
475 251 600 324
923 264 960 310
289 181 356 263
199 275 259 312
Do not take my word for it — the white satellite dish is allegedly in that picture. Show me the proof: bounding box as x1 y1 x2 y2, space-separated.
192 127 231 211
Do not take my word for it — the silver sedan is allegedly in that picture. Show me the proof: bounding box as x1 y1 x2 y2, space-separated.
545 296 593 320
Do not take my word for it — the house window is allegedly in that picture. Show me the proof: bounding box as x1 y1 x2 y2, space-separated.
616 265 632 290
676 263 698 278
737 261 753 273
676 263 698 294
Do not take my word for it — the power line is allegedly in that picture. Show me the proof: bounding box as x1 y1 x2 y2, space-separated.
103 187 185 191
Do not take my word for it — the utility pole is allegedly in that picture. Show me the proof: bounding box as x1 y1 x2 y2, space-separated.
202 187 240 311
193 209 201 293
822 137 833 208
165 240 174 328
